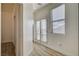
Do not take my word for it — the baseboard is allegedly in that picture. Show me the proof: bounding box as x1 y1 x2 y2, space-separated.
34 41 65 56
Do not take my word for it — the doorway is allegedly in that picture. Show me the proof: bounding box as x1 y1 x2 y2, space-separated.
1 3 23 56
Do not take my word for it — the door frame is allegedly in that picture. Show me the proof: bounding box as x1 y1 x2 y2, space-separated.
13 3 23 56
16 4 23 56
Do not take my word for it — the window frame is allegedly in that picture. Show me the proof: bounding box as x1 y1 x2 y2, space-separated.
51 4 65 34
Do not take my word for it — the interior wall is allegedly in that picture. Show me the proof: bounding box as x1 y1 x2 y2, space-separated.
78 4 79 56
15 4 23 56
23 4 33 56
0 3 1 56
34 3 78 56
18 4 23 56
1 4 15 43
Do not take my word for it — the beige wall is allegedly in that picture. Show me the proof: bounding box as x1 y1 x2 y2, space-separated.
2 12 14 43
18 4 23 56
1 4 15 43
34 3 78 56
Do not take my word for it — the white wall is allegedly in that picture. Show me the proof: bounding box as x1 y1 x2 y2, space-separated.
0 3 1 56
23 4 33 56
15 4 23 56
47 4 78 56
34 3 78 56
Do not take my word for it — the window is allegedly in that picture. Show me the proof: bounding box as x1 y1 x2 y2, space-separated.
41 19 47 42
36 19 47 42
36 21 40 40
51 4 65 34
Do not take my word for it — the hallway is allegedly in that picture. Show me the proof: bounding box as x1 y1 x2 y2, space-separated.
30 42 64 56
0 3 78 56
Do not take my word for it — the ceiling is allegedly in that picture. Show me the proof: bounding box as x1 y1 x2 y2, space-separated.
33 3 48 11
